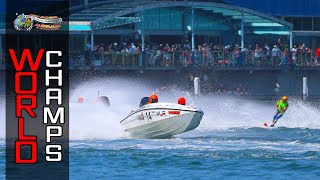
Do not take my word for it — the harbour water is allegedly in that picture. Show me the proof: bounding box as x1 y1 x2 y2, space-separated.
1 78 319 179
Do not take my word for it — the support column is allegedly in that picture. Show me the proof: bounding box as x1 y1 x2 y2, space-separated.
84 34 88 51
191 8 195 64
90 30 94 66
91 30 94 51
289 30 293 51
120 35 124 44
0 35 2 64
194 77 200 95
303 77 308 101
241 13 244 51
141 13 145 67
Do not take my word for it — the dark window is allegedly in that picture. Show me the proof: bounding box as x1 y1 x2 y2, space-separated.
303 17 312 31
292 17 303 30
314 17 320 31
88 0 102 3
70 0 82 7
284 17 293 24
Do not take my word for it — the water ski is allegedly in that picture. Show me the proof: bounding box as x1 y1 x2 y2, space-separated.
264 123 275 127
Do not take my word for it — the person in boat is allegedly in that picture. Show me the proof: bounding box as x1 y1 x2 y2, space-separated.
271 96 289 127
148 92 158 104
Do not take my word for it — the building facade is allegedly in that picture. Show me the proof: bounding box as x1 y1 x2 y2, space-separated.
225 0 320 48
0 0 319 98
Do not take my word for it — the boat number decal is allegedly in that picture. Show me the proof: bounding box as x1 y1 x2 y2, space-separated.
168 111 180 115
138 113 144 120
156 111 166 116
145 112 152 121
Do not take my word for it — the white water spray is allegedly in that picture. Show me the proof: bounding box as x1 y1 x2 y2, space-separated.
0 78 319 140
0 99 4 139
70 78 320 140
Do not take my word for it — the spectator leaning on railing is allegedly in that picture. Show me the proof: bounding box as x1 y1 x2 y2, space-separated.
271 45 280 65
79 40 320 67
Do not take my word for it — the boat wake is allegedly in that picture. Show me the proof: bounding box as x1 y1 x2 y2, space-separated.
0 99 4 139
69 78 320 140
0 77 319 140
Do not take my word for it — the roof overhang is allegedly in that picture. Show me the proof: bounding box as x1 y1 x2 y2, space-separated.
69 1 293 33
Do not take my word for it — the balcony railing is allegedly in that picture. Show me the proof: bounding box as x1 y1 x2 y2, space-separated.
2 49 318 69
69 49 320 68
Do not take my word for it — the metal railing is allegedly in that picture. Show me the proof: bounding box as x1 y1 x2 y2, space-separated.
70 51 141 67
3 49 318 69
52 50 320 68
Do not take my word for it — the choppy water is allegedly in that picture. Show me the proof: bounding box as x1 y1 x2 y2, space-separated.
68 128 320 179
1 78 320 179
2 128 319 179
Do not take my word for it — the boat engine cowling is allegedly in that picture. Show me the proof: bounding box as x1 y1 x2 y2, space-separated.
139 97 150 107
98 96 110 108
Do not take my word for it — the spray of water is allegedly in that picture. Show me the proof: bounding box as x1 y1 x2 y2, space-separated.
70 77 155 140
284 99 320 128
70 78 320 140
183 96 320 138
194 96 274 130
0 78 319 140
0 99 4 139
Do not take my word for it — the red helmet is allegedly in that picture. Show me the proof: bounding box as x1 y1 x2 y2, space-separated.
78 97 84 103
149 93 158 103
178 97 186 105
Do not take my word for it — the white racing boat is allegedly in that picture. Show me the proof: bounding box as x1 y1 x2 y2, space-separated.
120 98 204 139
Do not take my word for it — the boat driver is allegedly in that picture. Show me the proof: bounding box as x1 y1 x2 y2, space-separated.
148 92 158 104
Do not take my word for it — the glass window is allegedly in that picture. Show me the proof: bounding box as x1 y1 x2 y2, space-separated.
88 0 101 3
292 17 303 30
197 16 209 31
144 9 160 30
284 17 293 24
170 9 182 30
159 8 171 30
70 35 85 53
314 17 320 31
70 0 82 7
303 17 312 31
0 15 4 29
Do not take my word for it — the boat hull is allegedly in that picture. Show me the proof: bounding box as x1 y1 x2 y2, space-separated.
121 107 203 138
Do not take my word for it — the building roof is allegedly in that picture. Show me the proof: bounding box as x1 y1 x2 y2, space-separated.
69 0 292 34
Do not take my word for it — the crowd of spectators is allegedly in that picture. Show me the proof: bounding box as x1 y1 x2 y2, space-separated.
204 83 250 96
201 81 250 96
188 73 250 96
73 38 320 67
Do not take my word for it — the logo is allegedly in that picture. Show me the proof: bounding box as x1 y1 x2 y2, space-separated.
9 49 65 163
138 113 144 120
168 111 180 115
13 13 62 31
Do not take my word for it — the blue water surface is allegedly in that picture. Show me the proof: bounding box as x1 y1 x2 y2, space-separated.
1 128 320 179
